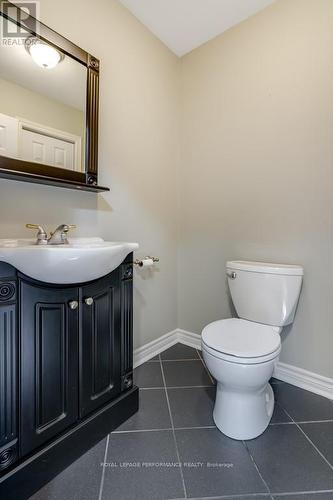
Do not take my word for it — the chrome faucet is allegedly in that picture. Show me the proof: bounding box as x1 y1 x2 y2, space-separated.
26 224 76 245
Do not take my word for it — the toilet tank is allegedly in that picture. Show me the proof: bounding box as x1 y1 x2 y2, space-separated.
226 261 303 327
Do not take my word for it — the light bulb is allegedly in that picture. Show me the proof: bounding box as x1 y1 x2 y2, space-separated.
28 41 62 69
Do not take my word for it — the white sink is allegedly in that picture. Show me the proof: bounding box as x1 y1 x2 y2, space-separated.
0 237 139 284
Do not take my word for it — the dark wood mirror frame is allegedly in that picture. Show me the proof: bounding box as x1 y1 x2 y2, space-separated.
0 1 109 192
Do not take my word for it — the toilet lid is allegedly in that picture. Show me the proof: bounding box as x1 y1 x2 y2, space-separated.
202 318 281 358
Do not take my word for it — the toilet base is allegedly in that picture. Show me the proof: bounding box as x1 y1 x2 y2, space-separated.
213 383 274 440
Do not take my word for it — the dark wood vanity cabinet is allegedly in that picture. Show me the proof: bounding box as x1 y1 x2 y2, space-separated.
0 258 138 498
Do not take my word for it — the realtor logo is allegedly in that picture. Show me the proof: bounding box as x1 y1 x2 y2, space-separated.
0 1 40 43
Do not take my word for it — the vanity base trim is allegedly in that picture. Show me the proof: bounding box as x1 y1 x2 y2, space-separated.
0 386 139 500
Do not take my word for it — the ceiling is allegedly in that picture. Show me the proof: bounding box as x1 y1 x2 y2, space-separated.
119 0 275 57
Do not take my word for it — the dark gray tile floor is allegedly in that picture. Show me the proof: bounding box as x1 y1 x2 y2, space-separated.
30 438 107 500
30 343 333 500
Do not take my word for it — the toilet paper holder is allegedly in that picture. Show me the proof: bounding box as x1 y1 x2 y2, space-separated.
133 256 160 267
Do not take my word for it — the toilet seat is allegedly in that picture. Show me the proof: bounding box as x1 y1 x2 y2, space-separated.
202 318 281 365
202 341 281 364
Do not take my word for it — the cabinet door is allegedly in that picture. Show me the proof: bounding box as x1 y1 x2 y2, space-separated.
80 270 121 418
20 282 79 457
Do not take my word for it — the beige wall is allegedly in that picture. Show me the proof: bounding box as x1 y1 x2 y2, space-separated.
0 0 180 349
179 0 333 378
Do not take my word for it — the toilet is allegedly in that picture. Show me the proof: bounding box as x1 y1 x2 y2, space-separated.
201 260 303 440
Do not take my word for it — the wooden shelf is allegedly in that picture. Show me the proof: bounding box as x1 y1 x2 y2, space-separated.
0 169 110 193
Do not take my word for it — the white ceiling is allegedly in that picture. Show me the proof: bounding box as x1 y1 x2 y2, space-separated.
119 0 275 57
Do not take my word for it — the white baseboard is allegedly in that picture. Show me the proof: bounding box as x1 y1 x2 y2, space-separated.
133 329 200 368
273 361 333 400
176 328 201 349
133 329 178 368
134 329 333 400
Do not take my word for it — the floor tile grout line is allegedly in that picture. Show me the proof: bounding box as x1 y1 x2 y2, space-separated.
243 440 273 499
269 422 295 426
282 407 333 472
112 428 173 434
168 490 333 500
97 433 110 500
294 419 333 424
112 425 217 434
146 358 201 364
139 385 215 390
167 492 273 500
269 489 333 497
160 355 188 499
296 423 333 471
166 492 333 500
161 358 201 362
269 419 333 426
172 425 216 431
196 348 215 385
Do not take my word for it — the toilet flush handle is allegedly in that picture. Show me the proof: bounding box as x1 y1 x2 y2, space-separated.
227 271 237 279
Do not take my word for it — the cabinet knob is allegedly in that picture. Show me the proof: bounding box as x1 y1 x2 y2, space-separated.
68 300 79 310
84 297 94 306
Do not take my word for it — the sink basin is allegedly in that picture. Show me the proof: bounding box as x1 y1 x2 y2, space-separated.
0 237 139 284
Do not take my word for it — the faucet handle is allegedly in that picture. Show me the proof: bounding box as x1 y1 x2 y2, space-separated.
26 224 48 245
26 223 45 230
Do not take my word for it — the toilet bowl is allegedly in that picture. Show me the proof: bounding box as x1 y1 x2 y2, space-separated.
201 260 303 440
202 318 281 440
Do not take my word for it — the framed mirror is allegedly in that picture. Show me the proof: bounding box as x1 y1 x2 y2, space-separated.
0 1 109 192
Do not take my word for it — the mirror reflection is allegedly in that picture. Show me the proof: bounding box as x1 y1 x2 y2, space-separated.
0 19 87 172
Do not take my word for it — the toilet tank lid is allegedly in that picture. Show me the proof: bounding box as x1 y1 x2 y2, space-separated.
226 260 304 276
